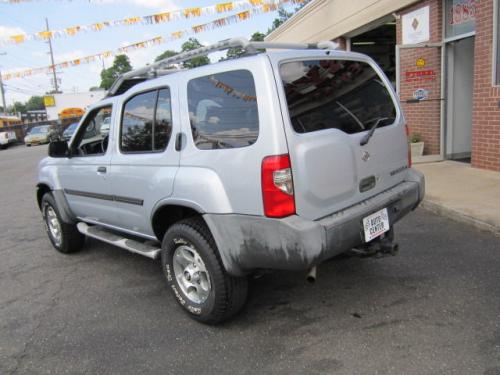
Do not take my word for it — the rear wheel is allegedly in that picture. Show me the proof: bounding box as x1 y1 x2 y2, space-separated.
161 217 248 324
41 193 85 254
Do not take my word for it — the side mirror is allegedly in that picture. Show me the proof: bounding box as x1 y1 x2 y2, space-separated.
48 140 69 158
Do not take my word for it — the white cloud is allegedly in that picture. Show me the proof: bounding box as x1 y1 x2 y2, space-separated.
54 50 85 63
0 25 25 39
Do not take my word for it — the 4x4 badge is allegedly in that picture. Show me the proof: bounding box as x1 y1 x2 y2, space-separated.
362 151 370 162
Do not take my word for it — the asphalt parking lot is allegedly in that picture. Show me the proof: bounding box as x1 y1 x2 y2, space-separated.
1 144 499 375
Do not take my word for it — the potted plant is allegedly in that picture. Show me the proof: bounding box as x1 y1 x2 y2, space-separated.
410 133 424 157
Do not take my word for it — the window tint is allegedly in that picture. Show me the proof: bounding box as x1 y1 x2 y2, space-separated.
121 89 173 153
121 91 156 152
72 106 112 156
280 60 396 134
188 70 259 150
154 89 172 151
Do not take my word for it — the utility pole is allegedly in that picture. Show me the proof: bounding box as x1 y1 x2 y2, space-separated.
0 51 6 114
45 17 59 93
0 68 6 115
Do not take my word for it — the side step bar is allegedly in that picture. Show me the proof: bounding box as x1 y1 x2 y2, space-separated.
77 222 161 259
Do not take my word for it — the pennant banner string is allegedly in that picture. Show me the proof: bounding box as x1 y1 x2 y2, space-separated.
1 2 304 81
0 0 304 46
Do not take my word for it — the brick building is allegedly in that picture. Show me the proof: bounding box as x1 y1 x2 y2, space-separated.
267 0 500 172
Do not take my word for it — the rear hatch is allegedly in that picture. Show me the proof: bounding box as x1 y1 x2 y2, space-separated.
272 52 410 220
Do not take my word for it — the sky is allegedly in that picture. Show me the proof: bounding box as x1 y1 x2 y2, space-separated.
0 0 290 105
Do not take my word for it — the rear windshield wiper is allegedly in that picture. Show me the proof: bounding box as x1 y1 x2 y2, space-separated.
336 101 365 130
359 117 389 146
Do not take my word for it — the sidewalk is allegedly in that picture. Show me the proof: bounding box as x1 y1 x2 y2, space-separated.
414 161 500 236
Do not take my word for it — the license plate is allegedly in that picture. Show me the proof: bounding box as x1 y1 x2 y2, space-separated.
363 208 390 242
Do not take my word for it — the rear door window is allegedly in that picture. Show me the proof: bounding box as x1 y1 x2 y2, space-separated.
187 70 259 150
121 88 173 153
279 60 396 134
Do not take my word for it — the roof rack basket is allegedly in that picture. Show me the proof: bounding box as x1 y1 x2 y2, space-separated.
106 37 337 97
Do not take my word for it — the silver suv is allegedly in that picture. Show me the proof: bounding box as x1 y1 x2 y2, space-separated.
37 38 424 324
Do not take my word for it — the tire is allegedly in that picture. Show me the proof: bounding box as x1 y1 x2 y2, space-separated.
161 217 248 324
41 192 85 254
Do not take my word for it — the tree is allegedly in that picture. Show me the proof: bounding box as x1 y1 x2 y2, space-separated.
268 7 293 34
267 2 310 35
11 101 26 114
221 31 266 61
181 38 210 69
155 50 178 62
25 96 44 111
100 55 133 90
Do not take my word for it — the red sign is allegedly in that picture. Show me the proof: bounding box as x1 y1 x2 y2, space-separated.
405 69 436 82
449 0 476 25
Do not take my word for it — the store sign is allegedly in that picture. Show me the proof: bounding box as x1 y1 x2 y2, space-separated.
59 107 84 119
445 0 476 39
405 70 437 82
43 95 55 107
402 6 430 45
413 88 429 100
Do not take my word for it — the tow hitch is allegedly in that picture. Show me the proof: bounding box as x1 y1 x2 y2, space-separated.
348 229 399 258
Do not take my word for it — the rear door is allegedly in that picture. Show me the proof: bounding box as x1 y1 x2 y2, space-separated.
271 52 409 220
109 82 180 236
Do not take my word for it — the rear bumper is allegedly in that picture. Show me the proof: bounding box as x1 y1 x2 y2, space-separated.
204 169 424 276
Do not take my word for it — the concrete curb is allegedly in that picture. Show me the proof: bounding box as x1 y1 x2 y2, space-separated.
420 199 500 237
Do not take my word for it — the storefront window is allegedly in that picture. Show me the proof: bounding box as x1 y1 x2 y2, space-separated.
444 0 477 40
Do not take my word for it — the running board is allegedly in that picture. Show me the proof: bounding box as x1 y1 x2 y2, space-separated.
77 222 161 259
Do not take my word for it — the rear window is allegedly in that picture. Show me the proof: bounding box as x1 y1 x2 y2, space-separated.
280 60 396 134
187 70 259 150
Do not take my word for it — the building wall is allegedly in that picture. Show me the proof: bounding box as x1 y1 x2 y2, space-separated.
45 91 105 121
471 0 500 172
266 0 420 42
396 0 443 155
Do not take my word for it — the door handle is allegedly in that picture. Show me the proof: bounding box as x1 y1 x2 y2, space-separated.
97 166 107 173
175 133 183 151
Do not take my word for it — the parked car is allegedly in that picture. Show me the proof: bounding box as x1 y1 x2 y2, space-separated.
36 38 424 324
24 125 51 146
100 117 111 136
62 122 79 141
0 131 17 149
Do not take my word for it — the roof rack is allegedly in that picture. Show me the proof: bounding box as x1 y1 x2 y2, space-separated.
106 37 337 97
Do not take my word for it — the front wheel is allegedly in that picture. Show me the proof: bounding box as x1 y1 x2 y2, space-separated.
161 217 248 324
41 193 85 254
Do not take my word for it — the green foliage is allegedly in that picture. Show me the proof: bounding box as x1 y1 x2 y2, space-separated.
220 31 267 61
410 133 423 143
268 7 294 33
100 55 133 90
155 50 178 62
25 96 44 111
11 101 26 113
267 2 310 34
4 95 44 115
181 38 210 69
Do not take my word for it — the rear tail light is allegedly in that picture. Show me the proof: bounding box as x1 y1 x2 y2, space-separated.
405 124 412 168
261 154 295 218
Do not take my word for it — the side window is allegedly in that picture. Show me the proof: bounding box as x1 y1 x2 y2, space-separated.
155 89 173 151
187 70 259 150
121 91 155 152
121 88 172 153
72 106 112 157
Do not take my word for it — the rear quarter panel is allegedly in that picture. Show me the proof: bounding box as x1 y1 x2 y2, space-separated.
174 55 289 215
